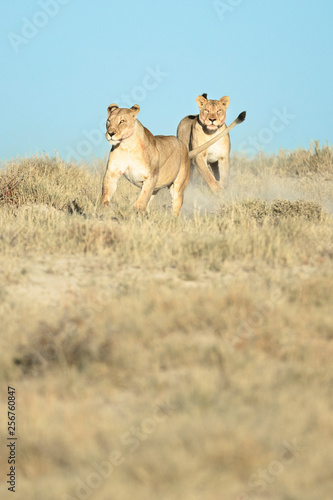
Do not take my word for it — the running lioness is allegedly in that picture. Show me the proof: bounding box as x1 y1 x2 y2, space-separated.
177 94 231 192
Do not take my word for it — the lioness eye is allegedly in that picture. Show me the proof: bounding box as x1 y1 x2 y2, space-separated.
119 119 125 124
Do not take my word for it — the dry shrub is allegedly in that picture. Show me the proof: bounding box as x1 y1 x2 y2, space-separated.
230 141 333 180
270 199 323 220
275 141 333 177
14 314 113 374
0 154 100 212
219 198 325 222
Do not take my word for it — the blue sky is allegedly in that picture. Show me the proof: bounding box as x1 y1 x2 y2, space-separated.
1 0 332 163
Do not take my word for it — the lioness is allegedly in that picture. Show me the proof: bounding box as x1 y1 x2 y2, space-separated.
177 93 231 192
101 103 245 215
101 104 190 216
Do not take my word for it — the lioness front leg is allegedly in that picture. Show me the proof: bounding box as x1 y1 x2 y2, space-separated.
218 156 230 189
101 171 119 206
195 153 220 193
170 150 191 216
101 153 124 206
134 170 158 212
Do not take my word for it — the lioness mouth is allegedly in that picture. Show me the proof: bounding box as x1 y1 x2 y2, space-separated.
106 132 121 144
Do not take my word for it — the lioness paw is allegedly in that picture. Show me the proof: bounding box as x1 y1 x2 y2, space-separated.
210 182 223 194
134 201 146 213
101 196 110 207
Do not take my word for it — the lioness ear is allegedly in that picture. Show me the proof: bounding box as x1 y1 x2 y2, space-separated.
219 96 230 108
107 104 119 116
196 95 207 108
131 104 140 116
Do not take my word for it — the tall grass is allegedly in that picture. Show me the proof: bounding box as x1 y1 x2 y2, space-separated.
0 144 332 500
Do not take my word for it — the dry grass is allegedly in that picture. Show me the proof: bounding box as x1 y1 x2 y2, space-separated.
0 144 332 500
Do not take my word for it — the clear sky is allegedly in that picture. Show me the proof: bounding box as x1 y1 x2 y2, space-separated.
1 0 333 163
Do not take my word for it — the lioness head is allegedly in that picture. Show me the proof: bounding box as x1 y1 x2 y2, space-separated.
196 94 230 133
105 104 140 145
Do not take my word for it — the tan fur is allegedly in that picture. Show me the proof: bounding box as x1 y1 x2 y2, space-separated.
177 95 231 192
101 104 191 216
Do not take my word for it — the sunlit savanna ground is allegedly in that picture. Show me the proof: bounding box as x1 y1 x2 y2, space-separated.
0 143 332 500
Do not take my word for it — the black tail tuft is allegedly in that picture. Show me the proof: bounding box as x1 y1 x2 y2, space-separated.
201 93 208 99
236 111 246 123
